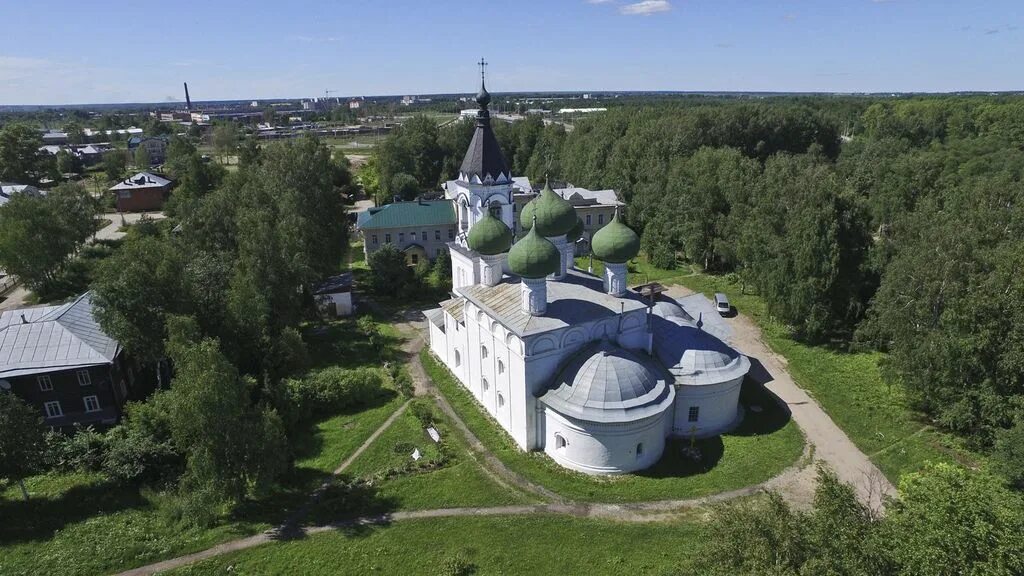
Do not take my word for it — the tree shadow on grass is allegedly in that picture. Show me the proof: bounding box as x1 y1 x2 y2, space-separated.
0 477 148 545
275 474 399 541
289 388 401 464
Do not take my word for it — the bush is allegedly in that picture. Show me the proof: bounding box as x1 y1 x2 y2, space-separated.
393 369 415 398
439 553 476 576
409 399 436 426
288 366 388 417
993 419 1024 490
44 426 107 472
103 395 184 486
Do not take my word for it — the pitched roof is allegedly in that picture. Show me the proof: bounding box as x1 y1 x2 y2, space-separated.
0 292 120 379
555 186 621 207
109 172 172 191
459 117 510 183
0 183 42 206
457 269 647 337
356 200 455 230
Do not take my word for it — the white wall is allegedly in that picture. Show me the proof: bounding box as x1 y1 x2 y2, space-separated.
671 376 744 438
542 408 669 474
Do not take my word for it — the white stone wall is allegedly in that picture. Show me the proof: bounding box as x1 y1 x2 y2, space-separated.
671 376 744 439
542 408 669 474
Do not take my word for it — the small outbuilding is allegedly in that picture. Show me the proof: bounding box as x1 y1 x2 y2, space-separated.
313 273 354 317
109 172 172 212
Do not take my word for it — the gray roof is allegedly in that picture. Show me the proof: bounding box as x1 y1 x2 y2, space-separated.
650 299 693 322
457 269 647 337
555 186 620 207
0 292 120 378
652 315 749 386
0 183 42 206
423 307 445 328
312 273 352 295
539 340 675 424
459 107 510 183
440 297 465 323
109 172 172 191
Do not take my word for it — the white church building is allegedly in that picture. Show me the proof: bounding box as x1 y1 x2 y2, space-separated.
425 70 751 475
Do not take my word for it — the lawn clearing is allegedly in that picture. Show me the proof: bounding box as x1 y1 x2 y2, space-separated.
170 514 707 576
422 349 805 503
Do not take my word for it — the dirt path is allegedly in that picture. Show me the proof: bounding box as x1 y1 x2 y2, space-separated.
664 285 895 512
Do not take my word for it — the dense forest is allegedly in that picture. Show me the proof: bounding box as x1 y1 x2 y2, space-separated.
373 95 1024 486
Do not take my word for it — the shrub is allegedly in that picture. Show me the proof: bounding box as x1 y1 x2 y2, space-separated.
409 399 436 426
288 366 388 417
393 369 415 398
103 393 184 485
45 426 107 472
993 418 1024 490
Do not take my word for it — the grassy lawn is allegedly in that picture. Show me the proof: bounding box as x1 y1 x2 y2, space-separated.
170 514 707 576
422 349 805 503
0 315 410 576
335 400 534 513
0 471 304 576
667 269 977 482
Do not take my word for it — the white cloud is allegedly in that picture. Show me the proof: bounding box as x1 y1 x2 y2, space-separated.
620 0 671 16
586 0 616 4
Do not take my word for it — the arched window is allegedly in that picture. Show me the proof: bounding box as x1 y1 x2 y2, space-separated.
497 360 504 374
481 345 488 359
636 443 644 459
459 200 469 231
489 201 502 219
555 434 567 450
454 350 461 367
497 393 505 408
482 377 489 392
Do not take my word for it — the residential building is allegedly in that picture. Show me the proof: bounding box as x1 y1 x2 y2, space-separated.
356 200 456 265
109 172 173 212
127 136 169 165
0 293 151 430
0 183 42 207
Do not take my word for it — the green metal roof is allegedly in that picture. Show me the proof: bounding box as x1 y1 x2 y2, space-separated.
467 212 513 255
356 200 455 230
592 209 640 264
508 221 561 279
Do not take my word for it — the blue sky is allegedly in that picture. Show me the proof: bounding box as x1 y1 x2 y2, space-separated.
0 0 1021 104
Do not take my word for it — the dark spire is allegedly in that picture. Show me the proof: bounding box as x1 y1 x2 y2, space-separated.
459 58 509 183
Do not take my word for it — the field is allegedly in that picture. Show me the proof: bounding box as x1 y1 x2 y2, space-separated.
170 514 707 576
422 349 805 503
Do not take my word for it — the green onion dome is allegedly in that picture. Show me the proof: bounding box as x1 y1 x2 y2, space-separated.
521 182 577 237
467 211 513 255
591 208 640 264
508 217 561 279
566 217 585 243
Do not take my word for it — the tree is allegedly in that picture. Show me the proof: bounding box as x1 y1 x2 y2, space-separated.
390 172 419 201
237 134 261 168
0 393 46 501
0 123 49 184
63 121 86 145
0 184 95 292
92 235 188 363
885 463 1024 575
164 317 288 508
55 149 82 176
211 123 239 164
103 149 127 182
367 243 412 297
133 144 151 168
993 418 1024 490
262 106 276 125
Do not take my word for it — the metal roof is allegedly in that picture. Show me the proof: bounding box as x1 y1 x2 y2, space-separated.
555 186 621 207
109 172 172 191
356 200 455 230
457 269 647 337
539 339 675 424
0 183 42 206
312 273 353 295
440 297 465 324
652 315 749 386
0 292 120 379
459 106 510 183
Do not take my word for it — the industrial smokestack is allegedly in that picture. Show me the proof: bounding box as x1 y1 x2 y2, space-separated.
183 82 192 112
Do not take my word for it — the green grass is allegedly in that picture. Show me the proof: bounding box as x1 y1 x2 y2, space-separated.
0 472 280 576
292 395 406 474
422 349 805 503
337 400 533 512
170 514 707 576
671 271 977 482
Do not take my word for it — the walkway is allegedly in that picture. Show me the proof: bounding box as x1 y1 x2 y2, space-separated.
112 300 889 575
663 285 896 512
